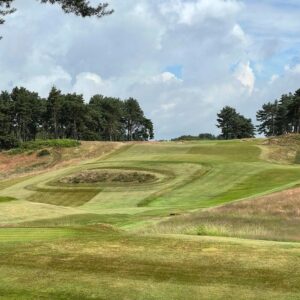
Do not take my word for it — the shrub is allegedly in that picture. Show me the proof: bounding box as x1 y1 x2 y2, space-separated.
0 135 20 150
8 139 81 154
37 149 51 157
0 196 17 203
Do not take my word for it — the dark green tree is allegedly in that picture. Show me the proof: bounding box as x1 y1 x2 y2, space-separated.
46 87 63 139
123 98 147 141
275 94 293 135
0 86 154 150
60 93 86 140
89 95 123 141
132 118 154 141
10 87 42 142
217 106 255 139
235 115 255 139
217 106 238 139
256 101 278 136
287 89 300 133
0 90 19 149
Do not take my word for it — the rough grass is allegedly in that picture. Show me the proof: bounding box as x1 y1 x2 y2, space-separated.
147 187 300 242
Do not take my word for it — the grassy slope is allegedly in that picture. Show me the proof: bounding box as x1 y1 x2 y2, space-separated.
1 138 300 299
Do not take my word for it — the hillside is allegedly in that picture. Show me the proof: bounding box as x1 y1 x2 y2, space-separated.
0 141 122 181
0 136 300 299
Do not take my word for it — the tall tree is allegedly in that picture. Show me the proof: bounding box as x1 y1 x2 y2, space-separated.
46 87 63 139
134 118 154 141
10 87 42 142
61 93 86 140
217 106 238 139
0 90 19 149
217 106 255 139
275 94 293 135
123 98 145 141
89 95 123 141
235 115 255 139
287 89 300 133
256 101 278 136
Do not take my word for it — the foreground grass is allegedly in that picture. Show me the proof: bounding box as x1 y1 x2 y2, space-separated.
0 227 300 300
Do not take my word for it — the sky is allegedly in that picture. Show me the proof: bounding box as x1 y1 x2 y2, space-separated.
1 0 300 139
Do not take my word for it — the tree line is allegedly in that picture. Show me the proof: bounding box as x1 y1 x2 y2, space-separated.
171 133 218 141
256 89 300 136
215 87 300 140
0 87 154 150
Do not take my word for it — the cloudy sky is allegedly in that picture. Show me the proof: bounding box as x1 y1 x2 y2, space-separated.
1 0 300 139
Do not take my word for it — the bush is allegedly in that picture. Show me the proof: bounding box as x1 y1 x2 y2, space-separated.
0 196 17 203
0 135 20 150
37 149 51 157
8 139 81 154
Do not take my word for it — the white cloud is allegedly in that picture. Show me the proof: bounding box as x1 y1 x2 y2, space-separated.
234 61 255 93
72 72 112 100
231 24 249 46
144 72 182 84
161 102 176 111
13 66 72 97
269 74 279 84
159 0 241 25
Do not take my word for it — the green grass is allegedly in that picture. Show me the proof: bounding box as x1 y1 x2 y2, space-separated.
0 196 16 203
1 138 300 299
27 190 100 207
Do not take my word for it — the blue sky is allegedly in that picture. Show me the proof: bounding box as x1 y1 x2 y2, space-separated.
1 0 300 139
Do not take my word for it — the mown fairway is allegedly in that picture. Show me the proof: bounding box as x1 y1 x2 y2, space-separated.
1 139 300 299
